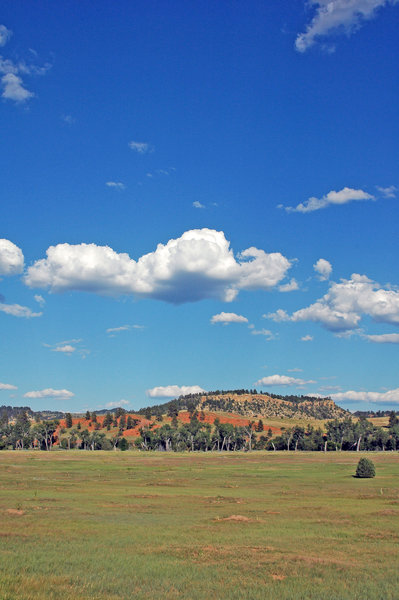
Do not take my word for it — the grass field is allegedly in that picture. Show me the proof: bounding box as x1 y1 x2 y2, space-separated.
0 451 398 600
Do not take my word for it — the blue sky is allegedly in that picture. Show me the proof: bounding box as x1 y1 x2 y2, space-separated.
1 0 398 412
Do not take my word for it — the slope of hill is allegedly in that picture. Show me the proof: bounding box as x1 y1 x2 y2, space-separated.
140 391 349 420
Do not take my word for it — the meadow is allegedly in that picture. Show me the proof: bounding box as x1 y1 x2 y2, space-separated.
0 451 398 600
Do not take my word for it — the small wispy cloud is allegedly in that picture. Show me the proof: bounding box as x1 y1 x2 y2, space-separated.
376 185 397 198
279 278 299 292
295 0 398 53
255 374 316 387
282 187 374 213
0 382 17 390
24 388 74 400
193 201 205 209
313 258 332 280
106 181 126 190
52 344 76 354
210 312 248 325
0 302 42 318
301 335 314 342
129 140 151 153
45 338 88 358
34 294 45 307
250 328 276 340
363 333 399 344
61 114 76 125
106 324 144 336
0 27 52 104
106 399 130 408
0 24 12 47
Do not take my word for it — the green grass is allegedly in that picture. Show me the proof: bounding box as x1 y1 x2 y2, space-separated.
0 451 398 599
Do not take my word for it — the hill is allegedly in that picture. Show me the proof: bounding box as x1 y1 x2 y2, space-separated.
139 390 350 420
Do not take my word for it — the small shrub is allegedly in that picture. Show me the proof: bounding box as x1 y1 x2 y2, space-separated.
355 457 376 478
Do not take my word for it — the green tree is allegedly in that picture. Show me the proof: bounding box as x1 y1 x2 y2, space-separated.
119 414 127 431
65 413 73 428
256 419 264 432
355 457 376 478
119 437 129 451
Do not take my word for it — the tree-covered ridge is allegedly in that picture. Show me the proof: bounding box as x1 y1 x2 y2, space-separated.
138 391 350 420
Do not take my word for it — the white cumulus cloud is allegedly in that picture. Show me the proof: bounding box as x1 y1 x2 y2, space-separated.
255 374 316 387
211 312 248 324
314 258 332 280
0 302 42 318
266 273 399 332
363 333 399 344
0 239 24 275
23 388 74 399
146 385 206 398
193 201 205 209
279 278 299 292
0 382 17 390
284 187 374 213
1 72 34 102
301 335 314 341
295 0 398 53
24 229 292 304
331 387 399 404
106 399 130 408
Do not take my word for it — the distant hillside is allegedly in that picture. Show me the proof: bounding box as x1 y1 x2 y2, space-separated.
0 405 64 422
139 390 350 420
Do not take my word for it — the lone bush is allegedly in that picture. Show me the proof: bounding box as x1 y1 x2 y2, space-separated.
355 457 376 478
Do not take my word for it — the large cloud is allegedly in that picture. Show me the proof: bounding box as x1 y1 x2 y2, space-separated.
24 229 292 304
331 387 399 404
255 374 316 387
0 239 24 275
146 385 206 398
295 0 398 53
266 274 399 332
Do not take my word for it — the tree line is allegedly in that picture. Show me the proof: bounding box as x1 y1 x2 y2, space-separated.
1 408 398 452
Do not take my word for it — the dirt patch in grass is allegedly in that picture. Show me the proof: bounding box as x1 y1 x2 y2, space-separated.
374 509 399 517
271 574 286 581
5 508 25 516
292 554 360 568
365 532 399 541
217 514 251 522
